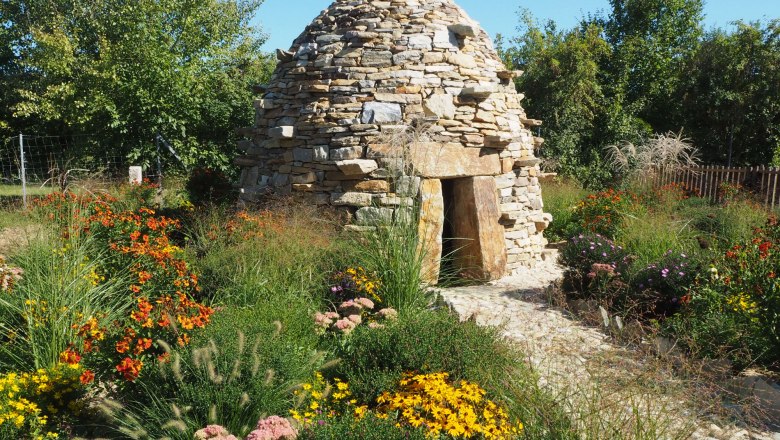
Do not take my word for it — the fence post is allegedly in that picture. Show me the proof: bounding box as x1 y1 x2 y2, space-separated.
19 133 27 209
155 134 164 209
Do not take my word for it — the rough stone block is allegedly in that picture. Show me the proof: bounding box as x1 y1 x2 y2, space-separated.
331 192 373 207
293 148 314 162
448 22 480 37
361 102 402 124
342 180 389 193
269 126 295 139
423 94 457 120
355 207 394 225
336 159 379 176
330 146 363 161
313 145 330 161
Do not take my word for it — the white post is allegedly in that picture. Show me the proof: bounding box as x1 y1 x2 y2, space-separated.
129 166 143 185
19 133 27 209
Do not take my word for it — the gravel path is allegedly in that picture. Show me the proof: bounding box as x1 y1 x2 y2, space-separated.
439 251 778 440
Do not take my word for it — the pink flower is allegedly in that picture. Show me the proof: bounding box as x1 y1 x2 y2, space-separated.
368 322 385 329
314 312 334 330
338 300 362 316
246 416 298 440
347 314 362 324
355 297 375 310
377 308 398 321
333 318 356 334
194 425 238 440
324 311 339 320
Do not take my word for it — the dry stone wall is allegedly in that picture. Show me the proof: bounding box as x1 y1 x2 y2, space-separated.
236 0 551 276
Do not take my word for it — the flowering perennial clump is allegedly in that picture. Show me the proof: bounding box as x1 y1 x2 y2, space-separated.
0 363 87 438
314 298 397 335
330 267 381 303
573 189 641 237
31 189 214 382
375 372 523 439
195 424 239 440
632 250 697 316
246 416 298 440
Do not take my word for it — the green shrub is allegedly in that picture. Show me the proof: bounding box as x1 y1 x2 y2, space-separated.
330 309 577 440
185 168 235 207
297 414 428 440
570 189 642 238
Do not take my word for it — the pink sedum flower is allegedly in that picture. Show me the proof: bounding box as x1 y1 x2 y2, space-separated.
194 425 238 440
377 308 398 321
246 416 298 440
355 297 375 310
347 314 362 324
333 318 356 334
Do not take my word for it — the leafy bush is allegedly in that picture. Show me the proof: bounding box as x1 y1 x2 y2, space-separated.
331 310 522 404
667 216 780 369
629 250 698 318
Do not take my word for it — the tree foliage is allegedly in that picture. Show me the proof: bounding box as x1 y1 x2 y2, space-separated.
501 1 780 186
0 0 275 170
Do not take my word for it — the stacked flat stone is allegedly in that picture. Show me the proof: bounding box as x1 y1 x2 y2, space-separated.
236 0 551 276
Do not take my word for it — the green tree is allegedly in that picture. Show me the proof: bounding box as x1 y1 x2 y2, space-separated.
1 0 274 171
677 21 780 165
499 12 642 187
602 0 704 131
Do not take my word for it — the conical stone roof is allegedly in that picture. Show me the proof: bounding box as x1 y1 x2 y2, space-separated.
237 0 549 277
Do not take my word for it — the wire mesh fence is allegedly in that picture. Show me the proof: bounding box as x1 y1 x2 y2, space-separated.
0 134 155 207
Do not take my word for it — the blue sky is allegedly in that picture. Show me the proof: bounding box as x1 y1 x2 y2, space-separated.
254 0 779 51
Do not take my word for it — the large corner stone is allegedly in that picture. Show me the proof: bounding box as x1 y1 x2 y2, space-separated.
361 102 402 124
418 179 444 285
449 177 507 280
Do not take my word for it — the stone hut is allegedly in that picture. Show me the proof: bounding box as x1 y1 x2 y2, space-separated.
236 0 551 282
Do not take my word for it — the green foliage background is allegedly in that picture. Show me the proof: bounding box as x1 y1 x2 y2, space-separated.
499 0 780 187
0 0 276 172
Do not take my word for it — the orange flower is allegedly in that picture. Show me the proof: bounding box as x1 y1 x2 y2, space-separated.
59 348 82 365
134 338 153 355
116 339 130 353
116 357 143 381
80 370 95 385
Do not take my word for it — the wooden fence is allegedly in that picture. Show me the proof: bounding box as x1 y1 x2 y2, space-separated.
645 165 780 210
